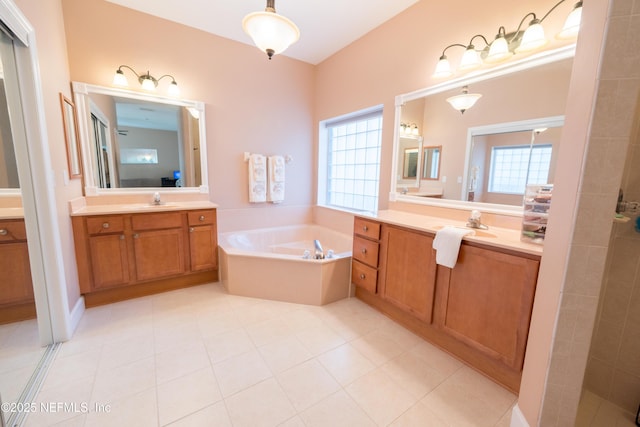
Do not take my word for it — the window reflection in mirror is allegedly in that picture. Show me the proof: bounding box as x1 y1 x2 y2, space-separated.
403 147 419 179
72 82 207 194
422 146 441 180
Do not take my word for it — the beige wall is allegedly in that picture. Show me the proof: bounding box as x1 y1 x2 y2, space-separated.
15 0 83 311
61 0 316 231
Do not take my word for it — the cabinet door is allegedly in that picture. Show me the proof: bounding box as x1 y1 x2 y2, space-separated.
379 226 437 322
133 228 185 281
0 242 33 305
438 244 539 370
89 234 130 289
189 224 217 272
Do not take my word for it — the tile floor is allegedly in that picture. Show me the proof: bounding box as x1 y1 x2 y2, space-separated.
17 282 522 426
0 317 47 408
575 390 638 427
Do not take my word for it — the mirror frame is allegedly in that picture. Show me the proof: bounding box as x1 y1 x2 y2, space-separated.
72 81 209 196
390 44 575 216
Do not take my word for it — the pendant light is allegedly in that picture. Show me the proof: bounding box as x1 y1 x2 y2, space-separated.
446 86 482 114
242 0 300 60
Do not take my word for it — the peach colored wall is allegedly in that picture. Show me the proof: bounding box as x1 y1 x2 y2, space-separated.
14 0 82 311
61 0 316 231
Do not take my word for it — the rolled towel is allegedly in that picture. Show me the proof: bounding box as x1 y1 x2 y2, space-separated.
432 226 475 268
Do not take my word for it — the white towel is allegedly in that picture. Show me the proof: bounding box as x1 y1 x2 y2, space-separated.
432 226 475 268
267 155 285 203
248 154 267 203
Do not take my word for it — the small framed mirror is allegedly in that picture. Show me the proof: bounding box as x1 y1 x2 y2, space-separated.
403 147 419 179
422 145 441 180
59 93 82 179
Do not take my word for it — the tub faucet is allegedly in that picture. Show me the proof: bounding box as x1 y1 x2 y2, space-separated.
466 209 489 230
313 239 324 259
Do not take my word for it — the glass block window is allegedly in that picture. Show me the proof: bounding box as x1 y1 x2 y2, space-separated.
319 108 383 212
488 144 552 194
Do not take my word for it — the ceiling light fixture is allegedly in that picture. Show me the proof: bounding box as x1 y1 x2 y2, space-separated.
432 0 583 78
446 86 482 114
113 65 180 96
242 0 300 60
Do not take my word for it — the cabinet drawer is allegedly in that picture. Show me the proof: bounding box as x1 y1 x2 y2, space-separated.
352 236 379 267
352 260 377 294
354 217 380 240
132 212 183 230
85 216 125 235
187 210 215 226
0 220 27 242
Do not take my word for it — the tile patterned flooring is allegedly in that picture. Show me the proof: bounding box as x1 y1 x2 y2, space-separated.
575 390 638 427
21 283 519 426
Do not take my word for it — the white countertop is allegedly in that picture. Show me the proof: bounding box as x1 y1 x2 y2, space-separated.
0 207 24 219
360 209 543 257
70 201 218 216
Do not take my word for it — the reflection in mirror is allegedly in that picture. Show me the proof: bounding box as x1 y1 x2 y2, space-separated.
392 46 574 213
0 77 19 189
72 82 208 194
403 147 419 179
422 146 441 180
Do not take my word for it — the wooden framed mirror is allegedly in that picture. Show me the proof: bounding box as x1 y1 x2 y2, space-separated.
59 93 83 179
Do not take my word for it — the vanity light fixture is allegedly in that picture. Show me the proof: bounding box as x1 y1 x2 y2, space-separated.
242 0 300 60
446 86 482 114
113 65 180 96
399 122 420 136
432 0 583 78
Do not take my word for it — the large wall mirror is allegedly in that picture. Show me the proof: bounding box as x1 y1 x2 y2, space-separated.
72 82 208 195
391 45 575 214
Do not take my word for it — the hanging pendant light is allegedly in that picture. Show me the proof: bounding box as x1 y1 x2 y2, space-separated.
242 0 300 60
446 86 482 114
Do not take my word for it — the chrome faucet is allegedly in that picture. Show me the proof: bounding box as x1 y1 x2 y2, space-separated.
152 192 162 205
313 239 324 259
466 209 489 230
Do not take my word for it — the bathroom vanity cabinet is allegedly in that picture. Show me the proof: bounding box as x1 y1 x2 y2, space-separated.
72 208 218 306
0 218 36 323
352 216 540 392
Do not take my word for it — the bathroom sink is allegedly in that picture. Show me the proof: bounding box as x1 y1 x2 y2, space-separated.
433 225 497 238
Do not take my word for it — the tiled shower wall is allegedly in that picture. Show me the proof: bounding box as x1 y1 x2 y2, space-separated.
539 0 640 425
585 91 640 413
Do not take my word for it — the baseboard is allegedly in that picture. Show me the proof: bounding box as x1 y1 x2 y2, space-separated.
67 296 85 338
511 403 530 427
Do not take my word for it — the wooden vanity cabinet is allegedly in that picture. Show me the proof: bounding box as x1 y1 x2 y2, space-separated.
352 216 540 392
72 208 218 305
0 219 34 306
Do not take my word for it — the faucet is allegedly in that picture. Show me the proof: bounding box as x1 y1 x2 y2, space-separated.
313 239 324 259
152 192 162 205
466 209 489 230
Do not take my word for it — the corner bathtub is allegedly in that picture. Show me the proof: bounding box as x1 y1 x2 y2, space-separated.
218 225 353 305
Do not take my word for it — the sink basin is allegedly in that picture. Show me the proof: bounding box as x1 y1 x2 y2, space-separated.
433 225 497 238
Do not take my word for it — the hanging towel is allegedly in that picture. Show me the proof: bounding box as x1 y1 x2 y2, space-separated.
267 155 285 203
248 153 267 203
432 226 475 268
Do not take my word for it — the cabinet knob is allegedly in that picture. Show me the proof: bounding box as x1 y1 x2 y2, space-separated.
189 227 194 233
119 235 125 240
0 229 7 236
359 273 366 279
102 222 110 229
361 248 367 254
199 215 205 222
133 233 139 239
363 225 368 232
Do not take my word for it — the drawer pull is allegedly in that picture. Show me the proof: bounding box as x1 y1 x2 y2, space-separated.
189 227 194 233
363 225 368 232
359 273 366 279
119 235 125 240
102 222 110 229
0 229 7 236
133 233 139 239
199 215 205 222
361 248 367 254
